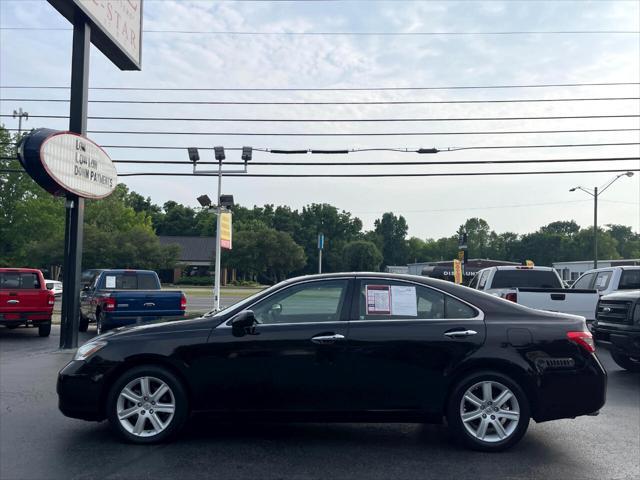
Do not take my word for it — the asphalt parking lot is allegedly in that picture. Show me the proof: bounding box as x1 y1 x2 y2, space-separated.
1 325 638 480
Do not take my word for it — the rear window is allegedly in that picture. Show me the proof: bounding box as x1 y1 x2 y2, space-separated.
0 272 41 289
491 270 562 289
619 270 640 290
100 273 159 290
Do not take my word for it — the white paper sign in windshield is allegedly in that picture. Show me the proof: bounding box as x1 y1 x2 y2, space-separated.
105 276 116 288
366 285 391 314
390 286 417 316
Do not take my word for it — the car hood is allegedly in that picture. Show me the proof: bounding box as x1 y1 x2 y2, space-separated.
94 316 214 342
600 290 640 301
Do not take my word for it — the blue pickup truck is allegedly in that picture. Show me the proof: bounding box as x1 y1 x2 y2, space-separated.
79 269 186 333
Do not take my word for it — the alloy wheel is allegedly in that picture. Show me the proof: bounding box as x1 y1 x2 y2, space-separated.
459 380 520 443
116 376 176 438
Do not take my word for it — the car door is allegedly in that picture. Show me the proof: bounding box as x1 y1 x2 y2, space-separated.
202 277 354 412
347 277 486 413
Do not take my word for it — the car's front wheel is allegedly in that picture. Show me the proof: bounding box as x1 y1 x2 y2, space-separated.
446 371 530 452
107 365 189 444
610 351 640 372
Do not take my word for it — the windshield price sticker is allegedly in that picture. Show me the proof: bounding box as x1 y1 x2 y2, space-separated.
366 285 391 314
105 276 116 289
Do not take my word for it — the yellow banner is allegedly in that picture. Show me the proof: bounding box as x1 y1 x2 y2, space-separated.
220 212 232 250
453 259 463 284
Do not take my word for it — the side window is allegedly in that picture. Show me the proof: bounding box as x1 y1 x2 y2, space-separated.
478 271 489 289
593 272 612 291
358 281 478 320
252 280 348 325
445 296 477 318
468 274 479 289
573 273 595 289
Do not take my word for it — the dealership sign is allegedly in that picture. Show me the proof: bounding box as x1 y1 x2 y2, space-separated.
48 0 143 70
18 129 117 199
220 212 233 250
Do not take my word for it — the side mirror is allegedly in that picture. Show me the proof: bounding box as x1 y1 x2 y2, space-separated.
231 310 258 337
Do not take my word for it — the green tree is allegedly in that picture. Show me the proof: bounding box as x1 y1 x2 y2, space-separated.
374 212 409 267
343 240 383 271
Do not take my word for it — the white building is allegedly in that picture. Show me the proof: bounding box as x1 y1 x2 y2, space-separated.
553 259 640 281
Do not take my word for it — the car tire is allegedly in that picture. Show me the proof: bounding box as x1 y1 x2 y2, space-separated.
610 351 640 372
78 314 89 333
106 365 189 444
446 370 530 452
38 323 51 337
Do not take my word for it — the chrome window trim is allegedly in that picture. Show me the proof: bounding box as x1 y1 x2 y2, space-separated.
356 276 485 322
216 277 354 329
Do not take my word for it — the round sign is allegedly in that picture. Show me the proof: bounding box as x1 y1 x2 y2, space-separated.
18 129 117 199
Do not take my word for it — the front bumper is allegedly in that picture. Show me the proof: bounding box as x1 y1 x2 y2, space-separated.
593 324 640 357
57 360 108 421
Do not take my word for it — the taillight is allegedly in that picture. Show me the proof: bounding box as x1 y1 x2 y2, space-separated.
47 294 55 306
567 331 596 353
104 296 117 311
180 293 187 312
504 292 517 303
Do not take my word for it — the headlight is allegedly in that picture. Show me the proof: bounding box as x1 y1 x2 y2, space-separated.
633 304 640 325
74 341 107 361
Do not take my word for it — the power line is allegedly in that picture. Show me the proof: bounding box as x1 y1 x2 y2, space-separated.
7 128 639 137
4 113 637 123
3 168 640 179
3 97 637 106
1 82 638 92
113 168 640 178
2 26 638 35
2 141 639 152
2 156 638 166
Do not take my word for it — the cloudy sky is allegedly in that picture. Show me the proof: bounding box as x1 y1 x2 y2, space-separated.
1 0 639 240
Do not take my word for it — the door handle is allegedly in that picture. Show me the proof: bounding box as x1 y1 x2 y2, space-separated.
311 333 345 345
7 299 19 304
143 302 156 307
444 330 477 338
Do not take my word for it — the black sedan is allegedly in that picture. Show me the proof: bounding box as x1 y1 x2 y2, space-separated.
58 273 606 451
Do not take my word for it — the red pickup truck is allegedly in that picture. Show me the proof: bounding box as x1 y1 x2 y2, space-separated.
0 268 55 337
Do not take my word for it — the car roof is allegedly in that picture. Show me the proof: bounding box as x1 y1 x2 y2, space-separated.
581 266 639 275
0 268 43 273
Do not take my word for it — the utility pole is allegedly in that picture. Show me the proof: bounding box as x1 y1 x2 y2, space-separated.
214 157 223 311
570 171 634 270
12 108 29 134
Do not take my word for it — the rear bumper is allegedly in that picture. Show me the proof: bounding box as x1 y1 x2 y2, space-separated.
57 360 107 421
0 312 51 327
533 353 607 422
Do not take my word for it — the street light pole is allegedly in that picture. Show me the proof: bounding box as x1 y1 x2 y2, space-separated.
213 158 223 312
570 171 634 270
593 186 598 269
193 146 251 312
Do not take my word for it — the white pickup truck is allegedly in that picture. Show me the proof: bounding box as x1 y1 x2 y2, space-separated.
571 266 640 296
468 265 600 321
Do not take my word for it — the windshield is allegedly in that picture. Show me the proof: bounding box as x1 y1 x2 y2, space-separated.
204 285 274 317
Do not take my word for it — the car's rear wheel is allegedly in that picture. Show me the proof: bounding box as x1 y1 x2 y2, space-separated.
446 371 530 452
38 323 51 337
107 365 188 444
610 351 640 372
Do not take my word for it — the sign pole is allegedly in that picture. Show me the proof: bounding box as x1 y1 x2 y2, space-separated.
60 17 90 349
